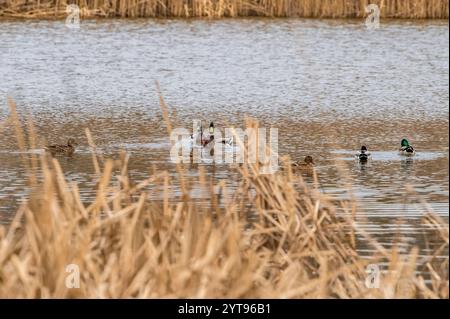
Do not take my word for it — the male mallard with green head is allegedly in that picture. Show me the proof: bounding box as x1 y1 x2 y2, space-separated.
399 138 415 156
45 138 78 156
194 121 232 147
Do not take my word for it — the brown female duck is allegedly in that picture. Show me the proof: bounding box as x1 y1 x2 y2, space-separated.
292 155 315 171
45 138 78 156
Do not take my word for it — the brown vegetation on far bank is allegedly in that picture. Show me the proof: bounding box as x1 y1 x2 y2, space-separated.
0 0 448 19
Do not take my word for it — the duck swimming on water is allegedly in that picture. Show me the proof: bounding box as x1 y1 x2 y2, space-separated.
399 139 415 156
292 156 315 171
205 121 233 146
45 138 78 156
191 122 232 147
356 145 371 162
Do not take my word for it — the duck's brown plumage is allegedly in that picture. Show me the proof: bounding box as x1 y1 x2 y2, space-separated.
45 138 77 156
292 156 315 171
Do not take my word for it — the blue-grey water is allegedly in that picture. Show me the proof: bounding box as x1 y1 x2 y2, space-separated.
0 18 448 261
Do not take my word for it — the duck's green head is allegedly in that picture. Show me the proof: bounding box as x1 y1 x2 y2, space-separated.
401 139 410 147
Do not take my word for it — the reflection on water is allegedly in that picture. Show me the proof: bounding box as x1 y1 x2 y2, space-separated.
0 18 448 262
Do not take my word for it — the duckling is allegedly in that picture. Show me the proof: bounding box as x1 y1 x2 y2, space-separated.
399 138 415 156
45 138 78 156
356 145 371 162
292 155 315 171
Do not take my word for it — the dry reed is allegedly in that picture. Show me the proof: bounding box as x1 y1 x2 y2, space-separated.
0 0 448 19
0 96 448 298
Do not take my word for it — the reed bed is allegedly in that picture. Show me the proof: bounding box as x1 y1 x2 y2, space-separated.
0 0 448 19
0 96 448 298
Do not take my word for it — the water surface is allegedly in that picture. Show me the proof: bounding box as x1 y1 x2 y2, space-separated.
0 18 448 260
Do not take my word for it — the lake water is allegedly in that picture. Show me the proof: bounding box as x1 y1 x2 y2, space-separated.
0 18 448 260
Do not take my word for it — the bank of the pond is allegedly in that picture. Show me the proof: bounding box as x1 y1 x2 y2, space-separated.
0 0 448 19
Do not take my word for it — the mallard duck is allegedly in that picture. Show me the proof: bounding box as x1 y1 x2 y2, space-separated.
192 122 232 147
292 156 315 171
200 122 215 147
191 123 209 147
356 145 371 162
45 138 78 156
399 138 415 156
210 122 233 145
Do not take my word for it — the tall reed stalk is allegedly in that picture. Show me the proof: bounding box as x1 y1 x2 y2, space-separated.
0 0 448 18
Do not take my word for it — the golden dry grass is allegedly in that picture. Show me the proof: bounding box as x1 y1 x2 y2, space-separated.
0 96 448 298
0 0 448 19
